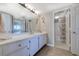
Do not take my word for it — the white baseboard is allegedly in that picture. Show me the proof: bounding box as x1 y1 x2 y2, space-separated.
47 44 54 47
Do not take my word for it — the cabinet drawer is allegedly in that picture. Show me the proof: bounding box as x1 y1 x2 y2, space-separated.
9 47 29 56
3 39 29 55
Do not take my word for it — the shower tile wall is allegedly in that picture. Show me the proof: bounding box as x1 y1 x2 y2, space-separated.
60 16 66 43
55 16 66 43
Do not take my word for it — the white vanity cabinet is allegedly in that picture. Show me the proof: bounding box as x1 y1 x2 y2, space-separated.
29 35 39 56
0 33 47 56
3 39 29 56
0 46 2 56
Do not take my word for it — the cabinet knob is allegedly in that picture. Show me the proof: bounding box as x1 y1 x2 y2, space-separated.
29 41 31 43
27 47 29 49
18 44 21 47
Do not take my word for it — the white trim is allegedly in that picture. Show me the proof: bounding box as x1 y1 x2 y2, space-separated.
47 44 54 47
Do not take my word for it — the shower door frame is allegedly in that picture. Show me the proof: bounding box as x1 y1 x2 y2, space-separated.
54 8 71 51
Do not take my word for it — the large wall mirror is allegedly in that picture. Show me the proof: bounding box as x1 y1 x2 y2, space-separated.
0 11 29 34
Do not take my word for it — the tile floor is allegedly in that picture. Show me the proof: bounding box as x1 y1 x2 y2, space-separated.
55 42 69 50
35 46 73 56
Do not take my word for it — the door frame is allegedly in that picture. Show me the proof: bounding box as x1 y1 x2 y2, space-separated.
54 8 71 51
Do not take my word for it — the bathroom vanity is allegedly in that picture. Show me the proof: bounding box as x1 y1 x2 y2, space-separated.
0 32 47 56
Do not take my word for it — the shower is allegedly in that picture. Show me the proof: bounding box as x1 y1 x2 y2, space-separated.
55 16 66 44
54 9 71 50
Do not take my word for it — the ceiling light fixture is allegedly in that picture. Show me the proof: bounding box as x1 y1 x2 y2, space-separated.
19 3 40 15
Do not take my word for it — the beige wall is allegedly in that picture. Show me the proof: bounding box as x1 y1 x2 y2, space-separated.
43 12 54 47
35 15 47 32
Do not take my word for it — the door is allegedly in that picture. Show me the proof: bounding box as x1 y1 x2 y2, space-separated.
74 6 79 55
29 36 39 56
71 6 79 55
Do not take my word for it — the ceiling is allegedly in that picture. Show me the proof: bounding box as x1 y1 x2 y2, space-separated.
0 3 73 19
27 3 73 14
0 3 37 19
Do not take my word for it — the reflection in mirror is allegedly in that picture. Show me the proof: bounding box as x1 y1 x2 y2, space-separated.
0 14 3 32
12 18 26 34
0 12 13 33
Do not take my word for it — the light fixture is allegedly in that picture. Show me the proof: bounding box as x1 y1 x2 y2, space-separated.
35 10 40 15
25 4 33 10
19 3 40 15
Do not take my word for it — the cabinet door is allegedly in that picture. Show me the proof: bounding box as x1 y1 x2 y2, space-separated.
43 34 47 45
29 36 39 56
9 47 29 56
0 46 2 56
38 35 44 49
38 34 47 49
